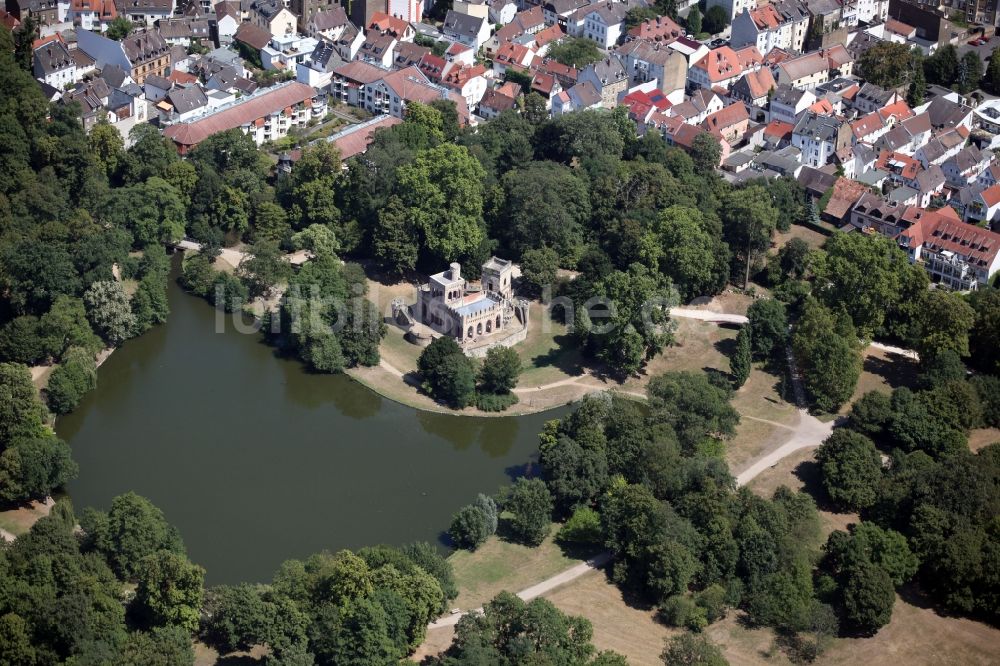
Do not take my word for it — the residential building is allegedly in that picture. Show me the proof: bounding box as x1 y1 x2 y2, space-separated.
358 31 397 67
289 0 337 30
214 0 240 44
249 0 296 37
159 84 209 121
626 13 682 41
768 83 814 123
670 88 723 124
113 0 172 26
729 67 776 107
305 5 351 40
369 11 415 41
730 0 809 55
360 65 469 122
33 40 77 88
331 59 387 106
156 18 210 47
614 38 688 102
702 102 749 144
70 0 117 31
688 45 763 90
263 33 319 71
163 81 324 152
440 62 489 109
442 10 491 49
63 76 150 142
897 207 1000 290
6 0 59 26
580 2 627 49
943 145 990 188
296 38 346 87
577 56 627 108
774 44 852 89
853 82 898 114
551 79 602 114
478 86 518 119
966 184 1000 226
77 27 170 84
792 110 850 167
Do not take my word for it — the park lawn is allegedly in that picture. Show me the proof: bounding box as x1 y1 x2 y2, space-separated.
839 346 920 416
379 325 421 375
543 568 675 666
730 360 798 426
725 417 786 477
0 498 54 537
516 301 583 387
968 427 1000 452
447 527 587 612
773 223 829 252
624 317 735 389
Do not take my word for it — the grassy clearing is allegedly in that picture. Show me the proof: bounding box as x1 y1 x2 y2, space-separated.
969 428 1000 452
726 417 786 475
773 223 829 252
543 568 676 666
447 527 592 612
839 347 920 416
0 499 53 537
516 301 582 386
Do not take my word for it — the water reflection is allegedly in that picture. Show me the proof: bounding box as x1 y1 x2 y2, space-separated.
59 256 568 583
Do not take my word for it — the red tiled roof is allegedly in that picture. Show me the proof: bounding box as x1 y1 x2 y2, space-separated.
627 14 682 40
878 100 913 123
163 82 316 148
332 116 402 159
824 177 869 219
369 12 410 37
809 98 834 115
749 4 783 29
981 183 1000 207
899 208 1000 266
702 102 748 135
333 59 387 84
764 119 794 139
234 22 271 50
693 46 746 83
851 111 883 139
168 69 198 84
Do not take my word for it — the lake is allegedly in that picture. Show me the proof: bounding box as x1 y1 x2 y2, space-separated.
58 258 565 584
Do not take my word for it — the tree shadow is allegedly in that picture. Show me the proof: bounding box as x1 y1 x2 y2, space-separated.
863 353 919 390
503 460 538 482
714 336 737 356
528 334 586 377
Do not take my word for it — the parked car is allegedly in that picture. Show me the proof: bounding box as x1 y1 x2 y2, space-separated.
969 38 981 45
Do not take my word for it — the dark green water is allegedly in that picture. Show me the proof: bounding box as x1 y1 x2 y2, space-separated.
58 258 565 584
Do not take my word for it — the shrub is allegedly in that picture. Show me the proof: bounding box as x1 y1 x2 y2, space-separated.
475 392 519 412
556 506 603 545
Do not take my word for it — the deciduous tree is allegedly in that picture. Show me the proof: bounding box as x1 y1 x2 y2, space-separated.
816 430 882 510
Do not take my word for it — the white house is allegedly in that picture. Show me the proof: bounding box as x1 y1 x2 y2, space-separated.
262 34 319 71
442 10 491 49
792 110 848 167
730 0 809 55
213 0 240 45
581 2 627 49
33 40 77 88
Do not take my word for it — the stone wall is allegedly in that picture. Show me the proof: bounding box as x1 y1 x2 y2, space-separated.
463 325 529 358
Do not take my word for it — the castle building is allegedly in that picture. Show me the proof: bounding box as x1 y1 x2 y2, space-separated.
417 258 519 342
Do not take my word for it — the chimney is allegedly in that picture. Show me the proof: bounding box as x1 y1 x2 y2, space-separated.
450 262 461 281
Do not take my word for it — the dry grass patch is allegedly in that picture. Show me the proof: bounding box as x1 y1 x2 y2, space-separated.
0 497 53 538
818 591 1000 665
542 569 675 666
840 347 919 416
726 418 786 476
730 363 797 426
773 223 829 252
448 529 587 612
969 428 1000 452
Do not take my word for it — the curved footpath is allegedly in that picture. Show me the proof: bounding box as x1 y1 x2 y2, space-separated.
425 307 915 632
